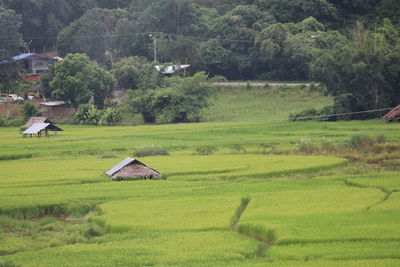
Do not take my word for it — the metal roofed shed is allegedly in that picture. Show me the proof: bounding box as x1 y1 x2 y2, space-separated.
22 123 63 137
105 158 162 181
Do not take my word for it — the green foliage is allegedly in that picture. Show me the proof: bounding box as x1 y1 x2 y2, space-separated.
101 108 122 126
57 8 132 64
343 134 386 150
20 102 41 119
311 20 400 119
45 53 115 108
289 105 336 121
124 72 216 123
194 146 219 155
0 7 24 92
0 117 25 127
112 56 162 90
0 153 32 161
132 145 169 157
74 105 121 125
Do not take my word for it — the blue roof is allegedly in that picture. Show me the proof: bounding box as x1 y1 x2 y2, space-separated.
12 53 37 61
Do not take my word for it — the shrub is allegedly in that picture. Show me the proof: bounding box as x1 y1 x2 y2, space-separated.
229 144 246 153
0 260 20 267
298 139 317 154
342 134 385 150
194 146 219 155
133 145 169 157
289 105 336 121
0 153 33 161
20 102 41 119
0 116 6 127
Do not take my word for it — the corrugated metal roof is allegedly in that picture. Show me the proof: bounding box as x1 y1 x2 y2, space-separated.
25 117 51 127
383 104 400 119
12 53 37 61
39 101 66 106
105 158 137 176
155 64 190 74
23 123 50 134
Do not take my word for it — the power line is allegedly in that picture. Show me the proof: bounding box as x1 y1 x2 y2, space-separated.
203 107 394 124
0 31 256 44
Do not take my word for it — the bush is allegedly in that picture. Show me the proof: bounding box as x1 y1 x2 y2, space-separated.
0 260 20 267
133 145 169 157
0 117 25 127
342 134 385 150
289 105 336 121
20 102 41 119
298 139 317 154
0 116 6 127
194 146 219 155
228 144 246 153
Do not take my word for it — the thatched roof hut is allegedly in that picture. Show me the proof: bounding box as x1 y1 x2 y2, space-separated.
383 105 400 122
105 158 161 180
25 117 52 127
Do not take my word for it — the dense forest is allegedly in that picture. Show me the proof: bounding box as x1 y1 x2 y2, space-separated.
0 0 399 120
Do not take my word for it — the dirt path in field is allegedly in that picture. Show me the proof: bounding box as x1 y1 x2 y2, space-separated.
211 82 320 87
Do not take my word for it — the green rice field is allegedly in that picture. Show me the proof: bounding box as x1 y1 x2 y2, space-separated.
1 119 400 266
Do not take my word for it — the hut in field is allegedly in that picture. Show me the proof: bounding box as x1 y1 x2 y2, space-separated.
383 105 400 122
22 123 63 137
105 158 161 180
25 117 52 127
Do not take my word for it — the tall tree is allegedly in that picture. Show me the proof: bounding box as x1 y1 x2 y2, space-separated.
0 7 25 92
57 8 132 65
311 20 400 118
46 53 115 108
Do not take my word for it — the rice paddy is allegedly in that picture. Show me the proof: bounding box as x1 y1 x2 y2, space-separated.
1 119 400 266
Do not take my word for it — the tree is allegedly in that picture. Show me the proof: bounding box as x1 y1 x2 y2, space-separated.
46 53 115 108
255 17 325 80
57 8 131 64
311 21 400 119
112 56 162 90
20 102 41 119
124 72 216 123
0 7 25 92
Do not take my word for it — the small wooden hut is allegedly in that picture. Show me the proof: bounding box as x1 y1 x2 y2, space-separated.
22 123 63 137
383 105 400 122
105 158 161 180
25 117 52 127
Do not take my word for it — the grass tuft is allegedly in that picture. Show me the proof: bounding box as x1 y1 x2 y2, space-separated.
133 145 169 157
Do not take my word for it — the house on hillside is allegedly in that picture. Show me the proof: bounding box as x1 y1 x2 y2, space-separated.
13 53 59 75
25 117 52 128
383 104 400 122
105 158 161 180
155 64 190 76
22 123 63 137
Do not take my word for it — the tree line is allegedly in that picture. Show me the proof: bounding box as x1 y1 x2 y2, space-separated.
0 0 399 120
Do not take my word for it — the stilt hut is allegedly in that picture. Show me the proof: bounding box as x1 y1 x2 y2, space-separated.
383 105 400 122
105 158 161 180
22 123 63 137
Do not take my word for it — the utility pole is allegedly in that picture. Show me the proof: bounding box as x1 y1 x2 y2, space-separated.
149 34 157 62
